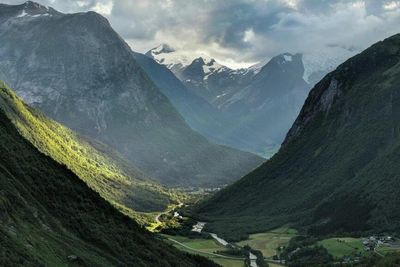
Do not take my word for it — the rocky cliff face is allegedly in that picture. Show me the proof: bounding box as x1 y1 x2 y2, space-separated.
0 2 262 187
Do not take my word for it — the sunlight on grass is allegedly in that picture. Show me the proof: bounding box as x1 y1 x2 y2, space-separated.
318 237 364 258
236 226 298 258
0 81 182 224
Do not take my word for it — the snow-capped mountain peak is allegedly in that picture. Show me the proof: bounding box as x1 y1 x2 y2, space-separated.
14 1 57 18
145 44 194 73
193 57 225 77
148 43 175 56
283 54 293 62
145 45 231 79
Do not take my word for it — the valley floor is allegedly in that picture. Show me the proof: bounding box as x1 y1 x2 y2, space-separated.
160 224 291 266
156 207 400 267
146 192 400 266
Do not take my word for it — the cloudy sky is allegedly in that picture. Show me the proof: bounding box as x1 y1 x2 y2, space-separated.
5 0 400 68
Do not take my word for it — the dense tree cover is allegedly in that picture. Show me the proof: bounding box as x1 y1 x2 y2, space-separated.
359 253 400 266
0 90 218 266
194 33 400 241
279 237 333 267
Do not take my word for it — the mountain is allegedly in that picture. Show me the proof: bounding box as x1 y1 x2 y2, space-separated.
147 46 310 156
0 2 262 187
147 44 356 157
0 82 217 266
132 52 228 142
215 53 310 155
0 81 178 224
194 34 400 241
146 45 256 103
145 43 191 75
133 51 260 156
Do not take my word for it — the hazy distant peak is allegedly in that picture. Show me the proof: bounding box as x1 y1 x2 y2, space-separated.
159 43 175 53
148 44 175 56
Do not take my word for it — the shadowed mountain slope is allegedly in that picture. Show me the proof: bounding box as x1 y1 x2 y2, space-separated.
195 34 400 241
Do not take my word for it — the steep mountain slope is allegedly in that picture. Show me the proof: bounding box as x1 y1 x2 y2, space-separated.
215 53 310 155
133 52 259 155
0 2 262 187
0 81 178 223
0 84 217 266
195 34 400 241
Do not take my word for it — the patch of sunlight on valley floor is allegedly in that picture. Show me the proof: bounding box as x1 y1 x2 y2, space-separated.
236 226 298 258
161 235 245 267
318 237 364 258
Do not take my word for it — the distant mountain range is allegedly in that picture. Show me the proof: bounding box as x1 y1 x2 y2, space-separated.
0 1 262 187
0 80 216 266
146 44 356 157
145 44 356 158
194 34 400 241
132 51 260 156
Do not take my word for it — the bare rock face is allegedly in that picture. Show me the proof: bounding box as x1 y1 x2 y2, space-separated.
0 2 262 187
283 77 342 146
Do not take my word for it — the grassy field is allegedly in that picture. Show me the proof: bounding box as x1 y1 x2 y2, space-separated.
318 237 364 258
161 235 245 267
236 226 298 258
376 246 400 255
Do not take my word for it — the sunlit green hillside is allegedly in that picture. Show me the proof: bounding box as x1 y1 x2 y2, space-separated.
0 83 217 266
0 81 181 224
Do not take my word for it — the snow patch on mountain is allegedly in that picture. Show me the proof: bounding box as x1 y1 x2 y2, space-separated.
17 10 28 17
248 59 269 75
202 58 226 79
283 54 293 62
15 1 55 19
146 44 196 72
